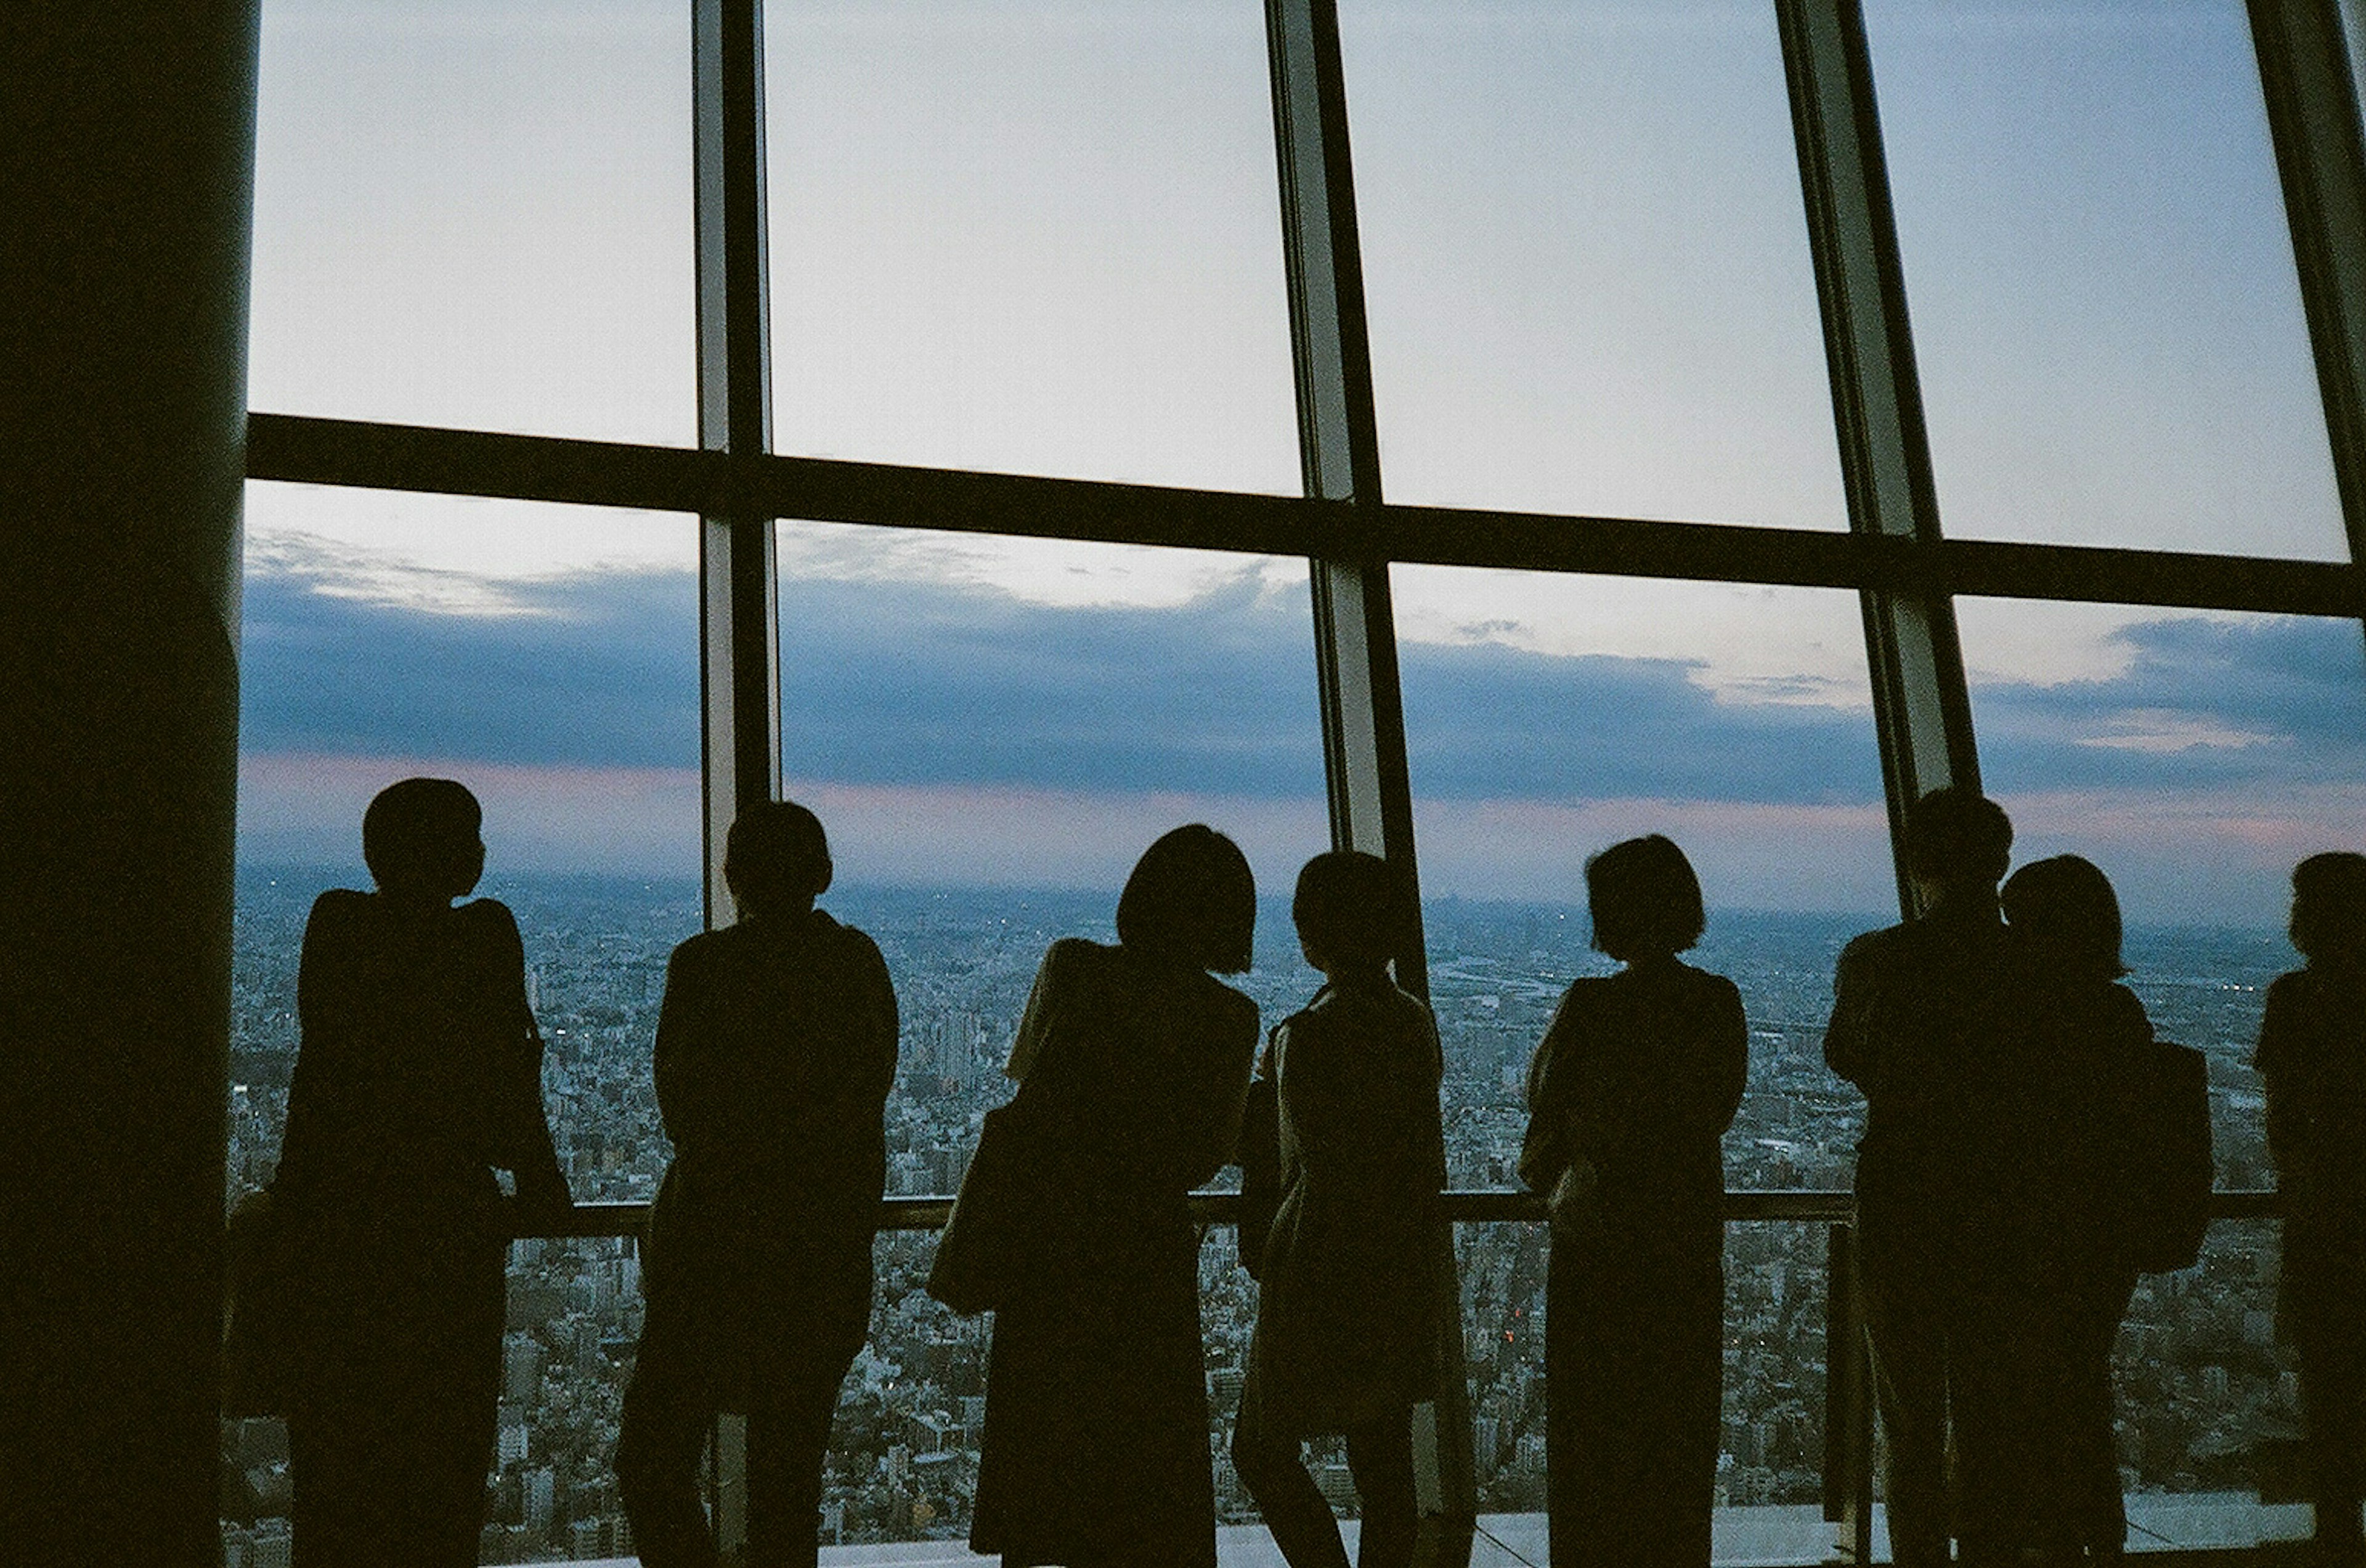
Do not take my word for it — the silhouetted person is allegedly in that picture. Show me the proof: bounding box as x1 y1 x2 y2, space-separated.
274 778 570 1567
1824 786 2017 1568
1230 851 1445 1568
616 802 897 1568
1985 854 2158 1563
972 825 1260 1568
2258 851 2366 1566
1521 834 1745 1568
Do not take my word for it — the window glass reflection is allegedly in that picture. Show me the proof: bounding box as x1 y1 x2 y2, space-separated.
1393 567 1890 1194
1958 597 2366 1188
1866 0 2346 558
1341 1 1847 527
250 1 696 444
763 0 1299 492
228 484 698 1562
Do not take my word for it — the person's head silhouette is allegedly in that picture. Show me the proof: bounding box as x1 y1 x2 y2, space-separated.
2001 853 2125 983
363 778 486 905
1585 833 1705 964
1116 824 1255 975
1904 786 2012 909
2289 851 2366 971
1292 850 1399 978
725 800 834 921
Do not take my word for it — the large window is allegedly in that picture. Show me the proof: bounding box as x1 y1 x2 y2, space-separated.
235 0 2366 1561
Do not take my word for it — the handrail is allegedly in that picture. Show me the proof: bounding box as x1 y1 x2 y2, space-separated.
522 1187 2283 1240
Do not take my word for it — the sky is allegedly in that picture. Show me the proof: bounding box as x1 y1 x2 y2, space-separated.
241 0 2366 930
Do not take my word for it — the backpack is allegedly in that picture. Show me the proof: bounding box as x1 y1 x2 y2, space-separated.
2122 1039 2213 1273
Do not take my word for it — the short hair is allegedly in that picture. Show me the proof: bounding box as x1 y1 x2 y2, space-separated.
725 800 833 914
363 778 484 900
1115 824 1255 974
2290 851 2366 964
1585 834 1705 962
1905 786 2013 887
1292 850 1399 971
2002 854 2126 981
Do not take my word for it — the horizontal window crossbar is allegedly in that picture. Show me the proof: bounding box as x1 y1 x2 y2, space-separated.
524 1185 2280 1240
247 412 2360 615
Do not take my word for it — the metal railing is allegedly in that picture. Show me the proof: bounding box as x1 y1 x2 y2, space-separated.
519 1187 2286 1567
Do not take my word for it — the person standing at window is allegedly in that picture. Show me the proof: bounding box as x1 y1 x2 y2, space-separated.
1986 854 2158 1563
2258 851 2366 1568
1521 834 1746 1568
970 825 1260 1568
1231 850 1445 1568
1823 786 2020 1568
616 801 898 1568
276 778 571 1567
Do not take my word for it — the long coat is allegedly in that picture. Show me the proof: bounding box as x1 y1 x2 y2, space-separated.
1522 959 1746 1568
643 908 898 1405
1250 976 1445 1435
275 890 568 1567
2259 965 2366 1336
971 938 1258 1568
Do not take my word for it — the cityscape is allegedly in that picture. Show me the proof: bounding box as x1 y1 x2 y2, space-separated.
222 869 2301 1565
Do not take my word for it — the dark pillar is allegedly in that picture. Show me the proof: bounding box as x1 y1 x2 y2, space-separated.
0 6 259 1561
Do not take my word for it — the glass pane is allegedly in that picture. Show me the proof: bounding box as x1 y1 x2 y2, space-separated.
1866 1 2346 558
250 1 696 444
1455 1219 1843 1542
1959 598 2366 1186
774 522 1327 1020
227 484 697 1563
1340 2 1848 527
2113 1220 2307 1544
763 1 1299 492
1395 568 1890 1193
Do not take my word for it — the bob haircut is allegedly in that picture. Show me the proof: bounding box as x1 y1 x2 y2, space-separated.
1115 824 1255 974
2290 851 2366 964
725 799 834 914
1905 786 2013 887
2002 854 2126 981
1586 834 1705 962
363 777 484 900
1292 850 1399 972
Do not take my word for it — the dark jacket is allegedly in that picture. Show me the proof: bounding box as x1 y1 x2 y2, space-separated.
274 890 567 1564
644 908 898 1396
1824 905 2017 1254
1250 975 1446 1434
1523 959 1746 1262
2258 965 2366 1330
972 938 1258 1568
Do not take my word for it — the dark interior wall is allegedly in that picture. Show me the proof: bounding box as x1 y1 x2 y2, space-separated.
0 6 259 1559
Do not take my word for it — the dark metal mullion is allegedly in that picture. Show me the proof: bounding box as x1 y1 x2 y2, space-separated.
1266 0 1473 1543
1781 0 1980 919
694 0 778 930
1266 0 1427 993
244 412 2366 615
2251 0 2366 628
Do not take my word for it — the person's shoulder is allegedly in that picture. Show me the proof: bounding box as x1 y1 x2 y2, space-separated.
2100 981 2153 1034
1838 922 1910 967
1204 972 1259 1034
306 886 370 927
1044 934 1110 973
1683 963 1746 1017
452 896 521 935
2266 968 2314 1010
300 887 373 959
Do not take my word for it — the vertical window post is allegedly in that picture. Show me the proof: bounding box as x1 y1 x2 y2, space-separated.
1779 0 1982 917
1266 0 1473 1538
695 0 780 934
2253 0 2366 629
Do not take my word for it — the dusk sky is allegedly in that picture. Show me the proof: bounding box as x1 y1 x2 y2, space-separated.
241 0 2366 928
